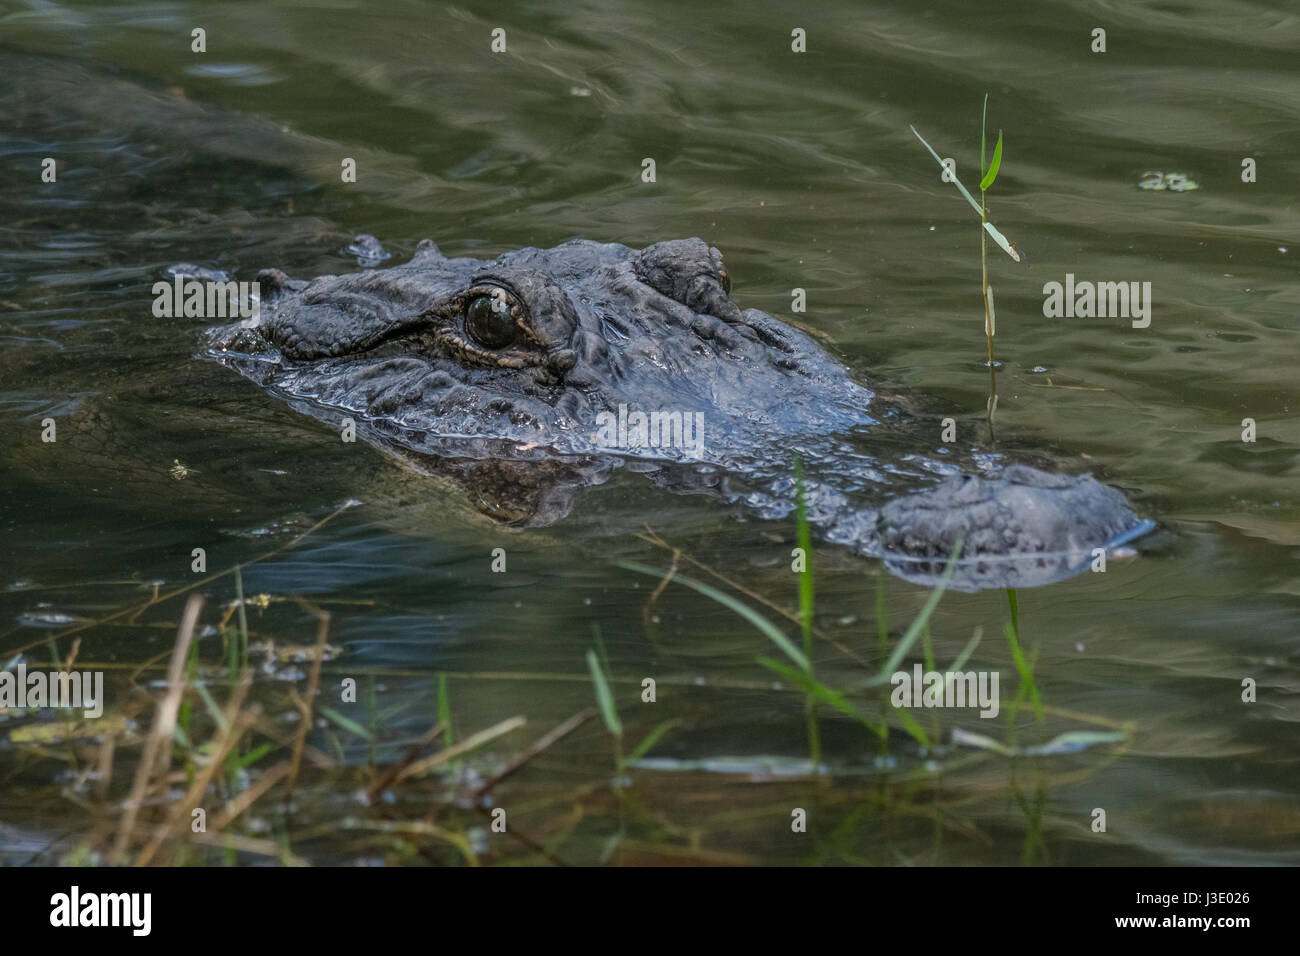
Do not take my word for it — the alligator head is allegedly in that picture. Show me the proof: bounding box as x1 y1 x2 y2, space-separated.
198 236 1152 591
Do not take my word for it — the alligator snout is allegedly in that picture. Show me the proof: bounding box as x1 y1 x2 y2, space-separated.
878 465 1151 590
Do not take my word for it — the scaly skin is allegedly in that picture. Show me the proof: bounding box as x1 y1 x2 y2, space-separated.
196 236 1151 591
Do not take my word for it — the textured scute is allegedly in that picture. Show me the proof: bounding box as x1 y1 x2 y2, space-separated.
877 465 1143 591
204 236 873 463
195 239 1151 590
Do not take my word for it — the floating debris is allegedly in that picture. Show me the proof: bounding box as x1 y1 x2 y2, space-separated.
629 755 827 778
250 639 343 664
951 726 1126 756
16 610 85 628
7 715 132 744
1138 171 1199 192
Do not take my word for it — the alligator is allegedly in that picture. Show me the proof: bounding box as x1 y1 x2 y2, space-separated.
193 236 1152 592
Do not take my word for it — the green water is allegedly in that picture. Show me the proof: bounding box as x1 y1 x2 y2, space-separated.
0 0 1297 865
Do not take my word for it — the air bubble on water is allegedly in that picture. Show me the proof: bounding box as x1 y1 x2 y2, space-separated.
1031 366 1047 373
1075 642 1085 652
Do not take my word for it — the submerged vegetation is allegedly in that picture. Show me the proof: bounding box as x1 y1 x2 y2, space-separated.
0 489 1132 867
623 464 1126 775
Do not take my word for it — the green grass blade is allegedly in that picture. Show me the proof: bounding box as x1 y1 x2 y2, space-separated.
1004 619 1044 725
758 657 885 738
912 124 1020 261
947 625 984 673
792 454 821 766
910 125 984 217
875 578 888 654
982 220 1021 262
234 564 249 668
981 93 988 178
980 129 1003 191
586 649 622 737
892 705 932 749
862 539 963 687
628 719 682 762
229 741 272 771
793 456 815 658
319 705 373 742
193 680 229 733
619 561 809 671
592 621 611 673
437 674 453 748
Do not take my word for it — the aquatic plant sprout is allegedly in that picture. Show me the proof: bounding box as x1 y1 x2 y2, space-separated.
910 124 1021 263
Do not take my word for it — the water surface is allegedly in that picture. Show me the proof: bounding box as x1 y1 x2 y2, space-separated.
0 0 1297 865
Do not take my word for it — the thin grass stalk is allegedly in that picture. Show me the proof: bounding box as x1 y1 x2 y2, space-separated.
793 455 821 769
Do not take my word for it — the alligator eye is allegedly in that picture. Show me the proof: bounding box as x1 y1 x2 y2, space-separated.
465 293 517 349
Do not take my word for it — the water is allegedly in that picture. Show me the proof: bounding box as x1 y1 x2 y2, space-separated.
0 0 1297 865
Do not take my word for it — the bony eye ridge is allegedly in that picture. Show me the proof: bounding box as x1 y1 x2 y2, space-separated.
465 291 518 349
